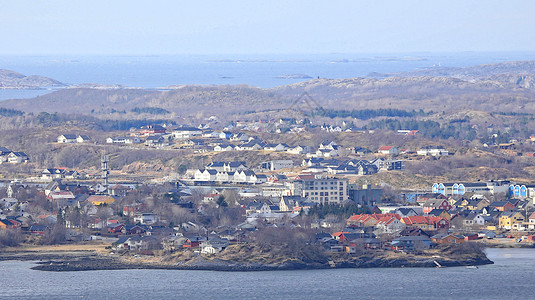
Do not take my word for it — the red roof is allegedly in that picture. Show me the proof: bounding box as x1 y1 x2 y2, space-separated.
109 184 130 190
378 146 394 151
347 213 400 225
402 216 444 225
332 232 349 237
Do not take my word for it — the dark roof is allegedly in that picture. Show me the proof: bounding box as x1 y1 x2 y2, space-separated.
393 235 431 242
11 152 28 157
399 227 431 237
0 147 10 154
174 126 201 131
315 232 332 240
227 161 246 167
428 209 447 216
490 201 514 207
461 182 488 187
396 208 416 215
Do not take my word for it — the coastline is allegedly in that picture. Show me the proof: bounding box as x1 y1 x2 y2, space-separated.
0 246 493 272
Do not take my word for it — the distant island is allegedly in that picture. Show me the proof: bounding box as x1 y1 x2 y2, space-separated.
276 74 313 79
0 69 65 89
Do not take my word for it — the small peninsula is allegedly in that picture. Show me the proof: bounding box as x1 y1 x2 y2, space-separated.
0 240 492 272
0 69 65 89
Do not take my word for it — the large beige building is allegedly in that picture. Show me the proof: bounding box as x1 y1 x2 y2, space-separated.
299 176 348 204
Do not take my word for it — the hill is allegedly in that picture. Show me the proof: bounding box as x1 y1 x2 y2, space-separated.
2 60 535 116
372 60 535 79
0 69 65 89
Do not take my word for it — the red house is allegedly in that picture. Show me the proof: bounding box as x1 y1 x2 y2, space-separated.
401 216 449 231
423 198 452 214
490 201 516 212
108 224 126 234
183 238 201 248
139 125 166 136
464 233 479 241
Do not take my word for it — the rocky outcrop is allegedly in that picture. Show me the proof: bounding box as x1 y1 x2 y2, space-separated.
0 243 494 272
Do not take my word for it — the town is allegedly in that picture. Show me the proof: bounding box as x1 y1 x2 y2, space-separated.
1 114 535 266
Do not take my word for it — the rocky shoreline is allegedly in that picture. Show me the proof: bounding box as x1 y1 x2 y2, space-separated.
0 249 493 272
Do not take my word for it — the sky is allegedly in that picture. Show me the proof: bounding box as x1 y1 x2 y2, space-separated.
1 0 534 55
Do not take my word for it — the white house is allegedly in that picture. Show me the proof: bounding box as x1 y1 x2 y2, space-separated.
214 144 235 152
264 143 289 152
378 146 399 155
106 136 141 144
215 171 234 183
261 160 294 171
133 213 158 225
286 145 309 155
172 127 203 139
417 146 449 156
7 152 28 163
194 169 217 182
234 170 257 184
76 135 91 143
57 134 78 143
374 217 406 234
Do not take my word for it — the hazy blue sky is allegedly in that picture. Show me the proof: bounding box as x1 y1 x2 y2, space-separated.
1 1 534 55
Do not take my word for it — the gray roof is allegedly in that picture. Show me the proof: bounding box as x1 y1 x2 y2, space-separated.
61 134 77 139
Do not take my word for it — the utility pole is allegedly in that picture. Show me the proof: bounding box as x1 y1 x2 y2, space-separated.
101 155 109 195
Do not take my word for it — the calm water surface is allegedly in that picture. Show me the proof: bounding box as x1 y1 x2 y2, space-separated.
1 248 533 299
2 52 535 101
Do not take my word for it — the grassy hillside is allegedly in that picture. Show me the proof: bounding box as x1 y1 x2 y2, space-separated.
2 61 535 117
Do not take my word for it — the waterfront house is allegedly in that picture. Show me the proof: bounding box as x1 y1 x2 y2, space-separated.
431 233 465 244
498 211 524 230
401 216 450 231
391 235 432 250
527 212 535 230
374 216 406 234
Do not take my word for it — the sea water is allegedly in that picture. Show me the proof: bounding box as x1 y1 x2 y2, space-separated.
1 248 534 299
2 52 535 101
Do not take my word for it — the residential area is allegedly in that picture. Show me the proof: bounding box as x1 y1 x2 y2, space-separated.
2 109 535 258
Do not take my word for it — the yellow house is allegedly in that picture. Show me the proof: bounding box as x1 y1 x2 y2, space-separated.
499 211 524 230
87 195 115 206
429 209 451 220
